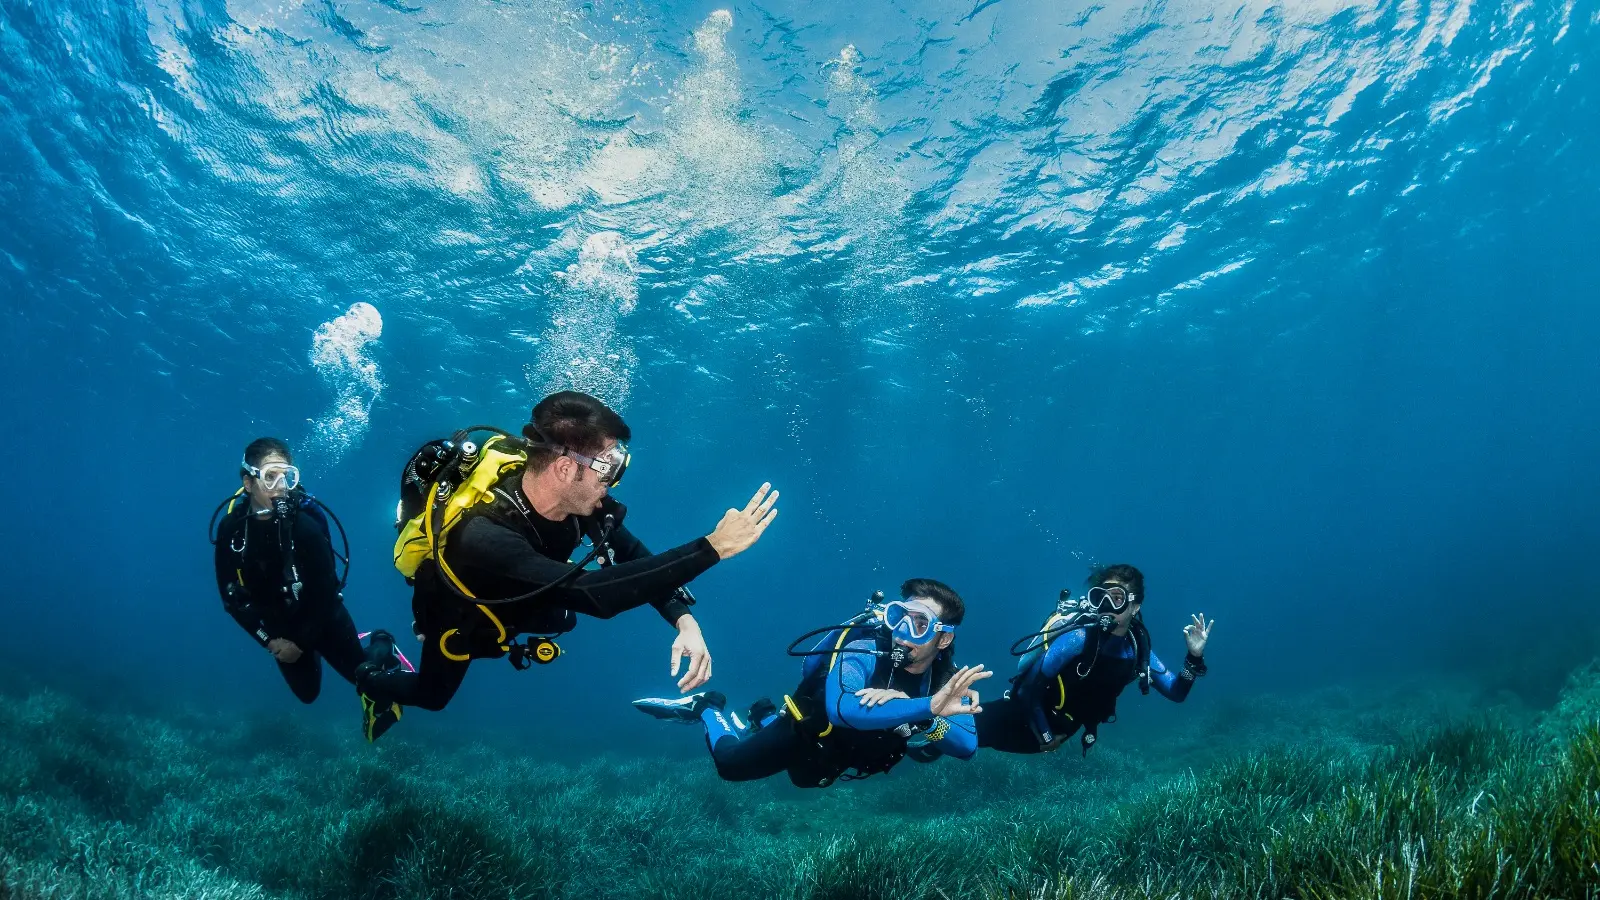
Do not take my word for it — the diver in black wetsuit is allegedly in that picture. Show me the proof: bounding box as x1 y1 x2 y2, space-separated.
976 564 1212 755
356 391 779 722
212 438 377 708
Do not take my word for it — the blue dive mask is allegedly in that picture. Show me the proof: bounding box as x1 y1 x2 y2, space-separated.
883 600 956 646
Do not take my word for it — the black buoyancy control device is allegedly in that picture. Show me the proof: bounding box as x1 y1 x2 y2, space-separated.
208 486 352 598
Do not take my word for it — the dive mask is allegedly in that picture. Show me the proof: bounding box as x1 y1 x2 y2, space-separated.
565 442 630 487
1087 584 1136 612
884 600 956 647
242 459 301 491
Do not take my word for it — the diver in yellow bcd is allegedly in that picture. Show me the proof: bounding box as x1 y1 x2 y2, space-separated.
355 391 778 736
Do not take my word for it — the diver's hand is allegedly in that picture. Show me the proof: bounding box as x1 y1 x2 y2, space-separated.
854 688 912 708
671 615 713 692
929 665 992 717
1183 613 1213 657
706 483 779 560
267 638 302 664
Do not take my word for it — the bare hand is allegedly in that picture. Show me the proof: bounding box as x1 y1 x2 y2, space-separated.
854 688 911 708
929 665 993 717
267 638 302 664
671 615 713 693
1183 613 1214 657
706 483 779 560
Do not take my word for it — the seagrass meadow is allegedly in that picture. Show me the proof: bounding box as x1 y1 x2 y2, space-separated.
4 662 1599 900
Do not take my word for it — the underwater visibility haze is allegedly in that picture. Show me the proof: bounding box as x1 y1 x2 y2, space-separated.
4 0 1600 897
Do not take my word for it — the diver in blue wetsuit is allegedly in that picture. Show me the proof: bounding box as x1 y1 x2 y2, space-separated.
633 579 992 788
976 564 1213 755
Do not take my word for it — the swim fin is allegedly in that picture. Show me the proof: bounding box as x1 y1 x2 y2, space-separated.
357 630 407 743
360 692 402 743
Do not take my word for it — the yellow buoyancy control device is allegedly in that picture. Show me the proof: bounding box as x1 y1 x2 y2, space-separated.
392 427 567 668
393 431 526 588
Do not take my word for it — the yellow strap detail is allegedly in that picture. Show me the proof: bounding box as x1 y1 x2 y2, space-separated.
425 483 478 600
439 629 471 662
823 625 855 676
229 490 247 589
783 694 804 720
425 437 529 598
475 604 508 646
817 724 833 738
1028 612 1071 710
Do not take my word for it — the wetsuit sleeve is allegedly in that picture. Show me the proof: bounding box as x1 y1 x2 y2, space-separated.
926 709 979 760
1148 649 1198 702
1024 628 1090 743
450 517 718 619
825 640 934 730
602 522 694 626
213 521 275 647
1035 629 1089 680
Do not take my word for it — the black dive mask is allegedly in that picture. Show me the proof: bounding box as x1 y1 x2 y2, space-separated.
1087 584 1134 612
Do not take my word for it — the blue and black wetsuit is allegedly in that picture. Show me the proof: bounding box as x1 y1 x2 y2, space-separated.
362 479 714 712
698 637 977 788
975 622 1202 754
213 497 365 703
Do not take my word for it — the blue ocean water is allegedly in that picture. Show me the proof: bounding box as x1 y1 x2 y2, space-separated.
2 0 1598 760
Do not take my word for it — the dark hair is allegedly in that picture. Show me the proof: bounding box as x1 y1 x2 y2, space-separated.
242 437 293 471
521 391 631 472
900 577 966 626
1088 564 1144 602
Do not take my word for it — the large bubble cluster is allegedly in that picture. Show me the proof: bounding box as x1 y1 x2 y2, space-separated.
527 232 640 408
307 301 384 465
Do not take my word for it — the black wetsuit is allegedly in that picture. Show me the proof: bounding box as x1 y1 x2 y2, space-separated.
213 498 364 703
361 476 718 711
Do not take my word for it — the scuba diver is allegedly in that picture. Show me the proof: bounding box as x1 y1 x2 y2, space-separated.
355 390 778 729
632 578 991 788
975 564 1212 755
210 438 407 740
